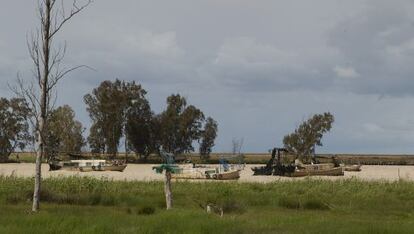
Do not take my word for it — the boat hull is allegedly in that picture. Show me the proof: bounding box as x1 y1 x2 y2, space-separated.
101 164 127 172
212 170 241 180
169 165 241 180
288 167 344 177
79 166 94 172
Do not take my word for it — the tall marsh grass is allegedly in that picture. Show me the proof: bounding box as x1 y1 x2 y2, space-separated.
1 176 414 233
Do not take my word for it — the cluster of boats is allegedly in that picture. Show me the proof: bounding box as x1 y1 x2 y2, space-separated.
251 148 361 177
48 148 361 180
48 159 127 172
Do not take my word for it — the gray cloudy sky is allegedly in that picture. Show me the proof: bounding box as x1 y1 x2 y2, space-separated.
2 0 414 153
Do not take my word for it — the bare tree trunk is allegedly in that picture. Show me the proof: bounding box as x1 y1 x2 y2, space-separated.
25 0 91 212
32 137 43 211
32 0 51 212
164 171 173 210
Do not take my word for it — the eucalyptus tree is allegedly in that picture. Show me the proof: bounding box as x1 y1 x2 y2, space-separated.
85 80 151 158
199 117 218 160
46 105 85 160
125 96 154 160
159 94 205 155
0 98 31 162
85 80 126 157
283 112 334 163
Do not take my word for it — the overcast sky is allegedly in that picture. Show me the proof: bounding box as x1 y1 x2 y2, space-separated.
2 0 414 153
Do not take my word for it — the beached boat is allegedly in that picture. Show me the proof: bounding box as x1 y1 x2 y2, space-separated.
158 163 241 180
99 164 127 172
79 166 94 172
344 164 362 172
171 167 215 179
288 166 344 177
212 170 241 180
49 159 127 172
283 161 344 177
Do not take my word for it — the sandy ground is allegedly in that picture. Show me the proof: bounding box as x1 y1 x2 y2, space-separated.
1 164 414 182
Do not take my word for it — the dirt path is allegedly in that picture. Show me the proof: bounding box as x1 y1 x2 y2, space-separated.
1 163 413 182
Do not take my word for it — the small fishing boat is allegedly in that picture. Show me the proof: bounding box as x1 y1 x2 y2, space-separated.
344 164 362 172
288 166 344 177
79 166 94 172
285 161 344 177
171 167 215 179
49 159 127 172
100 163 127 172
158 163 241 180
212 169 241 180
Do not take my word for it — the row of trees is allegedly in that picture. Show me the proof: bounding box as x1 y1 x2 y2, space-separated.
84 79 218 160
0 80 218 162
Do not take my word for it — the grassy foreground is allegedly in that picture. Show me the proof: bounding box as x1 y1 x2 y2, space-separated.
1 176 414 233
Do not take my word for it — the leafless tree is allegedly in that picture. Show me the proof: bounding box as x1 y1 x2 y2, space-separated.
231 137 244 155
10 0 91 212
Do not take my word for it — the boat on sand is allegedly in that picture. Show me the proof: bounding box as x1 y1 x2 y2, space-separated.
344 164 362 172
49 159 127 172
288 165 344 177
252 148 344 177
155 163 241 180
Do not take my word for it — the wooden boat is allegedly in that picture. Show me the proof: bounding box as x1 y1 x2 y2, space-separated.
171 164 217 179
79 166 94 172
212 170 241 180
288 166 344 177
171 168 213 179
49 159 126 172
344 164 361 172
101 164 127 172
167 164 241 180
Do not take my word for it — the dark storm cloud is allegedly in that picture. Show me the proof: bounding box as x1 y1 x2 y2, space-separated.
328 0 414 96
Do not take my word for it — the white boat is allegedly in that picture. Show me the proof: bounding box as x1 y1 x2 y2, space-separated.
49 159 127 172
170 164 241 180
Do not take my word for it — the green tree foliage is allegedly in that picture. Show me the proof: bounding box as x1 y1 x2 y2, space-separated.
88 124 105 154
45 105 85 160
124 83 154 160
283 112 334 163
199 117 218 160
84 80 127 156
0 98 31 162
84 79 150 158
159 94 205 154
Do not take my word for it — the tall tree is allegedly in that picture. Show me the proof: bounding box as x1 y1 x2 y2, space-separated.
199 117 218 160
85 80 151 158
283 112 334 163
88 124 105 154
46 105 85 160
125 99 154 160
159 94 205 154
11 0 91 212
0 98 32 162
124 81 153 160
85 80 125 157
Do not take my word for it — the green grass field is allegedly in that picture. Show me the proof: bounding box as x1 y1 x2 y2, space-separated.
1 176 414 233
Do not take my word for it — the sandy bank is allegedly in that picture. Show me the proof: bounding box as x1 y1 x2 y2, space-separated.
1 163 414 182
